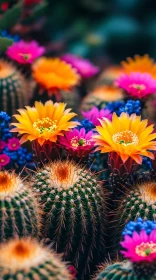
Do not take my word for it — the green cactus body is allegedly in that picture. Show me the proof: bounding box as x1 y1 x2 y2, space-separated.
81 85 124 111
95 66 123 86
114 182 156 248
0 238 72 280
60 88 80 113
95 261 156 280
33 160 106 279
0 61 29 115
0 171 40 241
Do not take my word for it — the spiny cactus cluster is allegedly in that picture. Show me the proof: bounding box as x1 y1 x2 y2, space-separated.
0 170 40 241
95 261 156 280
0 238 72 280
33 159 106 279
0 61 29 115
113 182 156 249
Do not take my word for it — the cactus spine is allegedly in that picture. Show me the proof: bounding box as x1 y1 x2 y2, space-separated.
0 171 40 241
33 160 106 280
95 261 156 280
114 182 156 248
0 238 72 280
0 60 29 115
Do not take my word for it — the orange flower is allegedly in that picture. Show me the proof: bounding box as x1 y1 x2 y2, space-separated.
32 57 80 91
11 101 79 146
93 112 156 164
122 54 156 78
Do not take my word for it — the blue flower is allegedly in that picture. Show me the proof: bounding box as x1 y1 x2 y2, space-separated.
122 218 156 237
106 100 141 116
0 30 20 42
75 118 94 132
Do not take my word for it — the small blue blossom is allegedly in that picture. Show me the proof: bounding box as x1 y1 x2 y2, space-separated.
0 111 34 172
106 100 141 116
122 218 156 237
0 30 20 42
75 118 94 132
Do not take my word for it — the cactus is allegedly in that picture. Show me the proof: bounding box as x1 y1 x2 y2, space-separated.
81 85 124 111
0 60 30 115
0 170 40 241
0 238 72 280
95 261 156 280
33 160 106 280
113 181 156 249
95 66 123 86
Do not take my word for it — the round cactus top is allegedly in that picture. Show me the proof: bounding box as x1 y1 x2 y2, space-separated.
0 60 15 79
138 181 156 206
0 171 24 197
37 160 83 191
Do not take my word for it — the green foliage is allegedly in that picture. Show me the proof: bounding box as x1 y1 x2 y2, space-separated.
0 37 13 53
0 3 23 30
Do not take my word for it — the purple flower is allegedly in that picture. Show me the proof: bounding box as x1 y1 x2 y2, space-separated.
82 107 112 126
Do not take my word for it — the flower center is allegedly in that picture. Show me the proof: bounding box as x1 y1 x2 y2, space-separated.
0 172 13 191
71 136 90 148
112 130 139 146
129 84 146 91
18 53 32 61
33 117 57 134
12 241 32 260
135 242 156 257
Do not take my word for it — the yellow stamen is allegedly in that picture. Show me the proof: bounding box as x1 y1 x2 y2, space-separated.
112 130 139 146
33 117 57 134
135 242 156 257
129 84 146 91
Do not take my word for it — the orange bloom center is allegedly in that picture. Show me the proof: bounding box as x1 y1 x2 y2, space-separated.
71 136 90 147
19 53 32 60
135 242 156 257
112 130 139 146
0 172 13 192
129 84 146 91
33 117 57 134
11 241 33 260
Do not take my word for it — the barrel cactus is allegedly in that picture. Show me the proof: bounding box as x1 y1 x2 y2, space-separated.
0 170 40 241
113 181 156 248
0 238 72 280
0 60 29 115
95 219 156 280
33 159 106 279
81 85 124 111
96 65 123 86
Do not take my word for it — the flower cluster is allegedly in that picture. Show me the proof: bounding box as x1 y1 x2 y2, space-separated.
121 219 156 263
116 55 156 99
0 30 20 42
0 111 33 171
122 218 156 237
106 100 141 116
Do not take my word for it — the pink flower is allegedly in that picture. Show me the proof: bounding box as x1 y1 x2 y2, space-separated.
7 138 20 151
59 128 95 158
0 154 10 166
116 72 156 98
0 140 6 151
6 40 45 64
25 0 42 5
82 107 112 126
61 53 99 78
120 229 156 263
68 266 77 278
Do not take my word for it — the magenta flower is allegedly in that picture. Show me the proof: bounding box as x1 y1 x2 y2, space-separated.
7 138 20 151
120 229 156 263
61 53 99 78
6 40 45 64
82 107 112 126
116 72 156 98
0 140 6 151
59 128 95 158
0 154 10 167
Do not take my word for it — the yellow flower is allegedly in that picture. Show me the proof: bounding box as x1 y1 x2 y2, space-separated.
122 54 156 78
11 101 78 146
32 57 80 91
94 112 156 164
